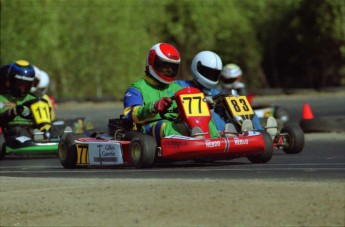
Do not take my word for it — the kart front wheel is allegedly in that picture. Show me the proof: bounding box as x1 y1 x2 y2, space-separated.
247 131 273 164
59 133 83 169
129 133 157 168
281 124 305 154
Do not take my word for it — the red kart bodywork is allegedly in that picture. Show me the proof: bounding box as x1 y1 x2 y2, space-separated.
174 87 212 138
71 131 268 166
160 132 267 161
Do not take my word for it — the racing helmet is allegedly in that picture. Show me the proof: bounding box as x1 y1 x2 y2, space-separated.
220 63 243 89
8 60 35 99
191 51 222 89
146 43 181 84
31 66 50 95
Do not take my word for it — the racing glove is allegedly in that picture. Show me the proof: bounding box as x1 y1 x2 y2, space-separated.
153 97 172 113
11 105 31 117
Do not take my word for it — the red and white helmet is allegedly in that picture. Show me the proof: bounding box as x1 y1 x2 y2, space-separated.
146 43 181 84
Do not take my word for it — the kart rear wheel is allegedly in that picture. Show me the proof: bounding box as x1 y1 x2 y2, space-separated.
247 131 273 163
281 124 304 154
129 133 157 168
59 133 83 169
0 134 5 160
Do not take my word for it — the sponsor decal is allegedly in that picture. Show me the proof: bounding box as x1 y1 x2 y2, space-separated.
14 74 35 81
163 140 188 148
89 142 124 165
234 138 249 145
205 140 220 148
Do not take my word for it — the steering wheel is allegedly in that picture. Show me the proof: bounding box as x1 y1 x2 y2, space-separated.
159 107 180 122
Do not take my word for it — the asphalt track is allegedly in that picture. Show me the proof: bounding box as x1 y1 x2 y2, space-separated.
0 94 344 180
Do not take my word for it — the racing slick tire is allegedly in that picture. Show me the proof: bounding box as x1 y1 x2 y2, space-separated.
0 133 5 160
128 133 157 168
281 124 305 154
247 131 273 164
59 133 84 169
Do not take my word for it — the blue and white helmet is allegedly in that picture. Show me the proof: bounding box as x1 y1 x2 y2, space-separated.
8 60 35 98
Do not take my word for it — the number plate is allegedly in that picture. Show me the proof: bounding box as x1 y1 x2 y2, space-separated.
225 96 254 119
30 101 51 125
76 144 89 164
76 142 124 165
180 93 210 117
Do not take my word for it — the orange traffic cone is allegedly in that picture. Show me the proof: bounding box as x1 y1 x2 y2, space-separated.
302 103 314 120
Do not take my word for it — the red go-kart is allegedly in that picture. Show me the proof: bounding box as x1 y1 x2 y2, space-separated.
58 87 273 168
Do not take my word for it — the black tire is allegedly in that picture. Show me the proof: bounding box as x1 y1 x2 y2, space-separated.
58 133 84 169
247 131 273 163
281 124 305 154
123 130 143 141
129 133 157 168
0 133 6 160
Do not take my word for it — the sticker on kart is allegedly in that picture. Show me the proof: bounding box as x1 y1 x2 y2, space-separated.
76 142 124 165
30 100 52 131
225 96 254 120
179 93 210 117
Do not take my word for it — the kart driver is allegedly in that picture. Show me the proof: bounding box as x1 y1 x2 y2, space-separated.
217 63 247 96
123 43 220 144
176 50 227 131
217 63 278 136
0 60 37 147
176 52 264 133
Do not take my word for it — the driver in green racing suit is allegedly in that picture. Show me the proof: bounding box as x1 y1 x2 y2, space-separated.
123 43 220 144
0 60 36 149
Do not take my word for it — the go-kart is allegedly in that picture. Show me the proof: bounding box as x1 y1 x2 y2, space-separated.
212 91 304 154
246 94 290 130
58 87 274 169
0 97 73 159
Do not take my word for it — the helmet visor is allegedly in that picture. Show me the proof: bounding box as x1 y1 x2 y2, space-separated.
197 62 221 82
13 78 33 97
33 77 40 88
221 77 237 84
154 57 179 78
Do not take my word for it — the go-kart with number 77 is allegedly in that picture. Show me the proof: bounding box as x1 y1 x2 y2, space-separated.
58 87 274 169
